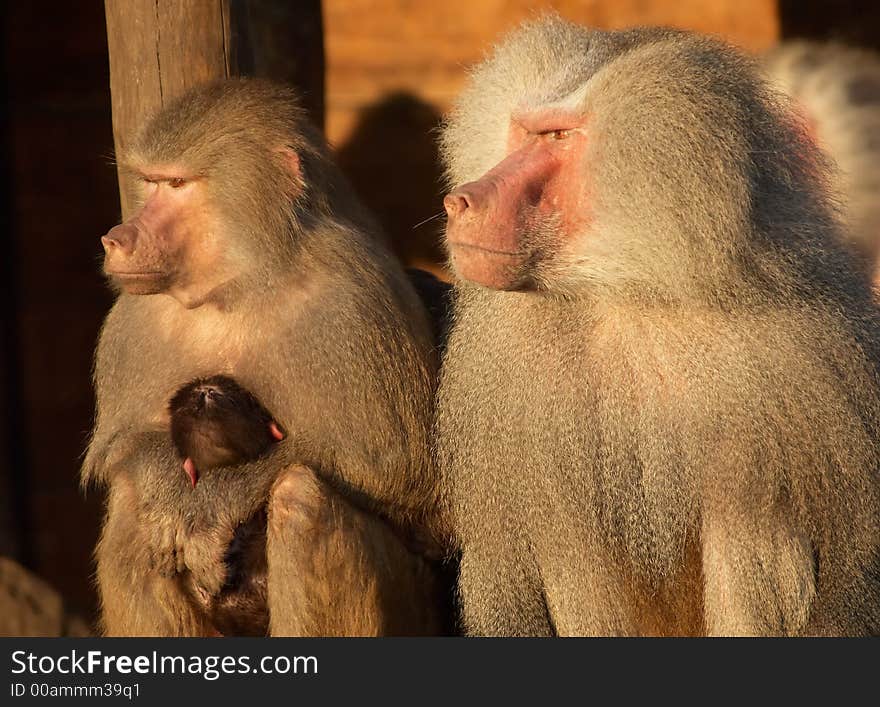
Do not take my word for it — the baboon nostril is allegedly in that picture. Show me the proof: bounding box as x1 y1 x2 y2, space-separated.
443 192 471 218
102 223 137 256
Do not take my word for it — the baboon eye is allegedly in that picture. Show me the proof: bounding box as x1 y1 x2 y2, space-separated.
538 129 572 141
168 178 187 189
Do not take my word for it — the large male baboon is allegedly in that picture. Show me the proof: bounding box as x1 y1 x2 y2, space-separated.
437 18 880 636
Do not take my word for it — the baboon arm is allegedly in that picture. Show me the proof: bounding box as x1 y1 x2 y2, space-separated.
94 430 272 630
93 433 443 637
701 511 817 636
83 423 149 487
95 428 279 511
457 541 555 637
265 465 442 636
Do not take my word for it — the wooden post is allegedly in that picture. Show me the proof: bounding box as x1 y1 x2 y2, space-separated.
104 0 324 219
105 0 235 218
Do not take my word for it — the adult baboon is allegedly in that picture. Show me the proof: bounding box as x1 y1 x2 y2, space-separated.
85 79 448 636
437 18 880 636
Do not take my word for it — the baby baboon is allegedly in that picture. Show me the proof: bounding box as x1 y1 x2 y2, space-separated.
166 375 278 636
84 79 448 636
437 18 880 636
169 375 284 487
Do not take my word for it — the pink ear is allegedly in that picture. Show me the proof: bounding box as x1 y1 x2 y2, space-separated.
269 422 285 442
183 458 199 488
276 147 301 181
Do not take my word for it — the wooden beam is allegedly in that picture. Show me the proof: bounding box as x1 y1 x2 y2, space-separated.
104 0 234 218
104 0 325 219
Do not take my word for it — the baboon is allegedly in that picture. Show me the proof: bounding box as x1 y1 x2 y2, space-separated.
764 41 880 274
169 375 285 487
437 18 880 636
166 375 280 636
83 79 448 636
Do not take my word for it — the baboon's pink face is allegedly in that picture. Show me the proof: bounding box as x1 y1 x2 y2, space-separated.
443 110 591 290
101 168 232 304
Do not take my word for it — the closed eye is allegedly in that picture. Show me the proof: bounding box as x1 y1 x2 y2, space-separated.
138 176 190 187
539 129 572 141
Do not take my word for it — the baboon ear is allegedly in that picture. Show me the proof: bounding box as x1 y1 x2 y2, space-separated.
276 146 302 181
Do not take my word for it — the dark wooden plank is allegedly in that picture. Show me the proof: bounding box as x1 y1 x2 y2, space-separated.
3 0 118 620
231 0 325 129
780 0 880 51
0 6 22 561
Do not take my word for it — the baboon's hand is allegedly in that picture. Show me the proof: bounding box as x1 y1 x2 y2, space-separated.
180 523 237 597
145 519 186 578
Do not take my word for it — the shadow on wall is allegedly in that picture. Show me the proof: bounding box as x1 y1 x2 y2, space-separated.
336 92 449 279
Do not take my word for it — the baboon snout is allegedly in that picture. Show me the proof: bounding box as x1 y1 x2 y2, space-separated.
444 179 498 224
443 191 472 219
101 222 138 256
196 386 221 409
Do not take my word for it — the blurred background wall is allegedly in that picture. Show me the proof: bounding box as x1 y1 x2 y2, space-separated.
1 0 878 625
